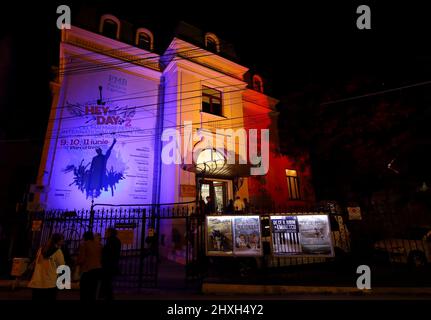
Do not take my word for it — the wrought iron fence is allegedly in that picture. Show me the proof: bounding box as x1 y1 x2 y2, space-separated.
30 204 206 288
26 202 430 288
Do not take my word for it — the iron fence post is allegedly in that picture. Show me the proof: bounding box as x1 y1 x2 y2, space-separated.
89 199 95 232
185 213 189 284
139 208 146 288
155 204 160 288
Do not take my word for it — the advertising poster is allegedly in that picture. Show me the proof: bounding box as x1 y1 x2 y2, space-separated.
270 215 334 257
206 216 234 256
42 56 159 209
233 216 262 256
270 216 301 255
297 215 334 256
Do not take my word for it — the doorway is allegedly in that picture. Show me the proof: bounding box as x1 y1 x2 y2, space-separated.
199 179 233 213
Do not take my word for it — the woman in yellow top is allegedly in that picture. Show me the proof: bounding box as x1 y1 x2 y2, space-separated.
28 233 65 300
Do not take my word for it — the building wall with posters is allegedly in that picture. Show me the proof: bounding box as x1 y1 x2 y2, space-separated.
38 26 161 209
37 13 315 260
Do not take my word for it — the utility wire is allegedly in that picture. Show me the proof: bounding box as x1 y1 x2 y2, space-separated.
1 111 276 143
320 80 431 106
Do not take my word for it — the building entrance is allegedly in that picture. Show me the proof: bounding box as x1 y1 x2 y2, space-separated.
199 179 232 213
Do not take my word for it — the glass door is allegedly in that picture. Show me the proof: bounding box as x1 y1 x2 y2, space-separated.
213 182 227 213
199 180 228 214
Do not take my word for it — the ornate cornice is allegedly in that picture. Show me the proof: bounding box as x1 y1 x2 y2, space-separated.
163 38 249 80
62 26 161 72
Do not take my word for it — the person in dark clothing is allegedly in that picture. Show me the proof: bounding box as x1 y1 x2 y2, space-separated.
61 240 72 267
199 199 206 216
77 231 102 301
145 229 158 256
205 196 214 215
101 228 121 300
225 199 234 214
243 198 250 214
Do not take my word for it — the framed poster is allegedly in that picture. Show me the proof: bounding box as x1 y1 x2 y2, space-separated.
297 215 334 256
270 214 334 257
233 216 263 256
270 216 301 255
206 216 234 256
206 215 263 257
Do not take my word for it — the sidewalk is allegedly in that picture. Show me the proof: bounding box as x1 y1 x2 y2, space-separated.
0 279 80 289
2 279 431 299
201 282 431 296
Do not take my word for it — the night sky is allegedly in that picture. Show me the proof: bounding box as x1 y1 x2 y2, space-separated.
2 1 430 139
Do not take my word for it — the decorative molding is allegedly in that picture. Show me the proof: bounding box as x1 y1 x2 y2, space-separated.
63 27 160 71
63 45 161 83
163 38 248 80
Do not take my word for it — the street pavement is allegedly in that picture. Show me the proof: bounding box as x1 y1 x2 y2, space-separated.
1 287 431 300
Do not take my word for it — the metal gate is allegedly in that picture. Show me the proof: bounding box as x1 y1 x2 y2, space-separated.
30 203 206 289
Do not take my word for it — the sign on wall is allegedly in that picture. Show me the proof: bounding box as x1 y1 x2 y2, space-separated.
180 184 196 198
270 215 334 257
42 57 159 209
206 215 262 257
116 230 135 246
347 207 362 220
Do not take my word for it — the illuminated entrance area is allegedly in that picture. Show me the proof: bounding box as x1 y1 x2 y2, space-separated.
199 178 233 213
195 148 226 175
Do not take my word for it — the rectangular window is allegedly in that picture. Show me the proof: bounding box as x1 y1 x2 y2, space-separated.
202 86 222 116
286 169 301 200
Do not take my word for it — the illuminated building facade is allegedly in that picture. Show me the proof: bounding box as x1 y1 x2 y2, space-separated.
37 13 315 259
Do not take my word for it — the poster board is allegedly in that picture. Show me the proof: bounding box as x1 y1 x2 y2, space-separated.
271 216 301 254
180 184 196 198
270 214 334 257
206 215 263 257
206 216 234 256
233 216 262 256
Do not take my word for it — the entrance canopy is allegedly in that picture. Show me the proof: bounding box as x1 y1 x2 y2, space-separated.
182 148 253 178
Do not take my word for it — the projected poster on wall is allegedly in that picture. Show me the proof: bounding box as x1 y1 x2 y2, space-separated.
270 215 334 257
42 56 159 210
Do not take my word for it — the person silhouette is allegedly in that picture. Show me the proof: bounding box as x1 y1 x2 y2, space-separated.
86 138 116 198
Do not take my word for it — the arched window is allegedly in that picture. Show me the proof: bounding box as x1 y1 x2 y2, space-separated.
252 75 264 93
135 28 154 51
99 14 120 40
205 32 220 53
